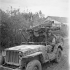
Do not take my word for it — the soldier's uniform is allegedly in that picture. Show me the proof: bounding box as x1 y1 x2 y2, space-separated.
47 32 56 52
38 32 45 42
47 34 55 44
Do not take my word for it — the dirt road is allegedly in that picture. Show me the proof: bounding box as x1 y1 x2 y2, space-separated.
0 38 69 70
43 55 68 70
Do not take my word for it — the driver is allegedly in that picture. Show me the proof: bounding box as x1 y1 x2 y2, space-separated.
38 31 45 42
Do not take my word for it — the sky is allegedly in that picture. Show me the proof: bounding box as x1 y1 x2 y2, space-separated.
0 0 69 17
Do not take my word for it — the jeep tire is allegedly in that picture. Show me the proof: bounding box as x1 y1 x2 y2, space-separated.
55 48 62 63
26 60 42 70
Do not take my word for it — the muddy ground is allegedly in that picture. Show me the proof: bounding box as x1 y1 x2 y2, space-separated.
0 38 69 70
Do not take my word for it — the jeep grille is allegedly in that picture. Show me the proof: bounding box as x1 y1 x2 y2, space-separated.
6 50 19 64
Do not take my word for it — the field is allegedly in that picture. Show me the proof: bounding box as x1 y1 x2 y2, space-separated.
0 38 69 70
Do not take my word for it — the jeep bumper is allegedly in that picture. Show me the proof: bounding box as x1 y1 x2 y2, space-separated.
0 65 21 70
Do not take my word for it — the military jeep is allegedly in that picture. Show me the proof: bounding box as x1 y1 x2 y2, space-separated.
0 25 64 70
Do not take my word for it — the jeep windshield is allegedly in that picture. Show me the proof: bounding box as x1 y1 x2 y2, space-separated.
21 42 46 45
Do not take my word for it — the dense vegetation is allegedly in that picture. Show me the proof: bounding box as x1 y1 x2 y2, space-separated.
0 8 46 48
0 8 68 49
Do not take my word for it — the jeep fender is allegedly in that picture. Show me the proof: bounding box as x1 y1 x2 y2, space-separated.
57 43 63 50
54 43 63 54
22 52 44 64
24 52 42 58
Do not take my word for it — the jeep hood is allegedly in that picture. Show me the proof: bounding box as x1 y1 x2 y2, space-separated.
6 45 44 52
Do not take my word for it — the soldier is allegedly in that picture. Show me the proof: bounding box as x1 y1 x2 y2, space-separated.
47 31 56 52
28 29 34 42
38 31 45 42
47 30 56 44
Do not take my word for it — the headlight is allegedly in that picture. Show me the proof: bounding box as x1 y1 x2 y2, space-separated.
19 51 23 57
2 50 6 56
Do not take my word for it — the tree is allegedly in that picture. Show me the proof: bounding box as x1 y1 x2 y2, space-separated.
0 8 46 48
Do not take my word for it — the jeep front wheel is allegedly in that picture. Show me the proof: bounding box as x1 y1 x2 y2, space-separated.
26 60 42 70
55 48 62 63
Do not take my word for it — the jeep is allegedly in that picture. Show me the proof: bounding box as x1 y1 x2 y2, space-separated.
0 23 64 70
